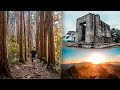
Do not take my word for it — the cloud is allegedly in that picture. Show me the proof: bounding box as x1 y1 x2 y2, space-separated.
63 11 120 35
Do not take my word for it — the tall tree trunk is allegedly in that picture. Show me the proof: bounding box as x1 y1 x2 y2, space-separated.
39 11 45 60
47 11 55 68
14 11 18 41
47 11 51 67
11 11 16 40
17 11 20 44
7 11 9 24
28 11 32 58
0 11 13 78
36 11 40 59
23 11 27 61
50 12 55 65
43 12 47 62
19 11 25 63
28 11 30 58
13 11 16 39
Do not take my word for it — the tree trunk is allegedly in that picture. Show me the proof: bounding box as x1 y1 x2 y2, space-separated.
47 11 51 67
17 11 20 44
28 11 32 58
36 11 40 59
47 11 55 68
43 12 47 62
14 11 18 41
0 11 13 78
13 11 16 39
50 11 55 65
23 11 27 61
19 11 25 63
39 11 45 61
28 11 30 58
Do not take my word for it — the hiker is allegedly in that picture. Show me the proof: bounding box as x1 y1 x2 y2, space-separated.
31 46 37 68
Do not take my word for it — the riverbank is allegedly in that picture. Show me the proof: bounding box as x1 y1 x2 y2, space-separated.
63 42 120 49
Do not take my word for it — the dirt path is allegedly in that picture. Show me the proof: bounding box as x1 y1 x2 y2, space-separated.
10 60 60 79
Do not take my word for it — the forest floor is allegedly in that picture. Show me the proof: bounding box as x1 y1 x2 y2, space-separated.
10 59 60 79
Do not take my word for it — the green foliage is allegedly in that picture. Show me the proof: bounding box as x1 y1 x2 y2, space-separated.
8 36 20 64
115 30 120 43
52 64 61 73
56 36 62 60
53 12 62 72
53 33 62 73
110 28 120 43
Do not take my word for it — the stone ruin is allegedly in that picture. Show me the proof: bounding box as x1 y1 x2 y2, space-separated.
76 13 112 44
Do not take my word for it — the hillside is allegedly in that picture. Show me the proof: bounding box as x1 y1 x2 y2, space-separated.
62 62 120 79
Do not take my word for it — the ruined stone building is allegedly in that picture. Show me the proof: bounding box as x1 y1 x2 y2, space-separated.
76 13 112 43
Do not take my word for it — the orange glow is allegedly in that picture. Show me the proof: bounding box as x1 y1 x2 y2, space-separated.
86 53 106 64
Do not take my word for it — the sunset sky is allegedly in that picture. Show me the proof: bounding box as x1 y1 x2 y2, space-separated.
62 47 120 64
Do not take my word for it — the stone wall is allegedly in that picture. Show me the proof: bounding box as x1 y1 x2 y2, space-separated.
76 13 112 44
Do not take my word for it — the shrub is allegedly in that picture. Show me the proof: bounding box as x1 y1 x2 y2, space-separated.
8 36 20 64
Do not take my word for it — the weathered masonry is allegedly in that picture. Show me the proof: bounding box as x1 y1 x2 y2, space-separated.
76 13 112 43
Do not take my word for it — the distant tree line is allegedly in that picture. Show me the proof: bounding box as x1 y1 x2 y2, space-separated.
110 28 120 43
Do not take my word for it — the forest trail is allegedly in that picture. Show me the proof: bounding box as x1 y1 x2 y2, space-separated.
10 59 60 79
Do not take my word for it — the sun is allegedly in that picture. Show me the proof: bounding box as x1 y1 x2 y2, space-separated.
86 53 106 64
